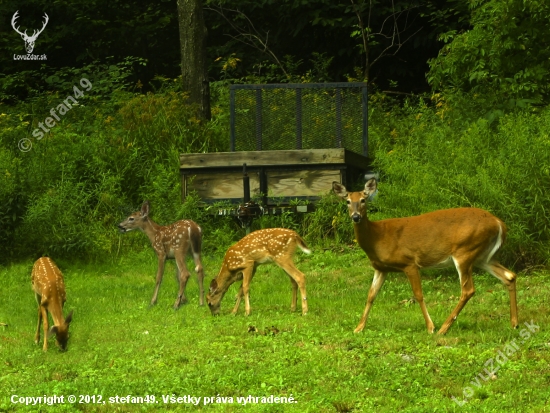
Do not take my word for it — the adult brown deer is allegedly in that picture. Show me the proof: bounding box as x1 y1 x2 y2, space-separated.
118 201 205 308
333 179 518 334
32 257 73 351
207 228 310 316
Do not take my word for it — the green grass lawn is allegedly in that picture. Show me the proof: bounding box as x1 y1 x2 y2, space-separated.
1 247 549 412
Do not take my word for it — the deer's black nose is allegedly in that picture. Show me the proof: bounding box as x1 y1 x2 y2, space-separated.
352 213 361 223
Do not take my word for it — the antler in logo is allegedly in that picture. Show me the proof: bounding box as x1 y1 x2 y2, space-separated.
11 11 49 54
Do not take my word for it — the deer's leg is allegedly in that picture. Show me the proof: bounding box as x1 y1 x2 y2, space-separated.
482 262 518 329
35 304 42 345
40 305 49 351
289 277 298 312
192 251 205 306
355 270 386 333
232 285 244 315
174 253 191 309
403 266 435 334
277 260 308 315
150 255 166 306
438 258 475 335
242 265 257 316
189 225 205 306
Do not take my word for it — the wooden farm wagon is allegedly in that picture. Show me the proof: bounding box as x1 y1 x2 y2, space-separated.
179 83 372 227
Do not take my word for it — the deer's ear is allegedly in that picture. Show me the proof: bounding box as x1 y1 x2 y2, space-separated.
332 182 348 199
48 326 58 338
65 310 73 325
364 178 377 197
209 279 218 294
141 201 150 217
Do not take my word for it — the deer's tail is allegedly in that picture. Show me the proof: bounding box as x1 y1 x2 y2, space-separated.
296 235 311 255
190 223 203 256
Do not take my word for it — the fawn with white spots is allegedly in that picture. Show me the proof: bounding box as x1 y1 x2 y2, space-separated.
333 179 518 334
118 201 205 308
207 228 311 316
32 257 73 351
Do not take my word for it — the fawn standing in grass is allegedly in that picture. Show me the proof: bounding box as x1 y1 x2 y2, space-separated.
32 257 73 351
207 228 311 316
118 201 205 308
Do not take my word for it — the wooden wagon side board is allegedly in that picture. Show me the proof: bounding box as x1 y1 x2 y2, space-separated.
180 148 369 170
266 170 341 198
180 148 370 204
190 172 261 200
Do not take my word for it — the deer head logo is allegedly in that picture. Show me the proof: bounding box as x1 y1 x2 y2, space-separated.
11 11 49 54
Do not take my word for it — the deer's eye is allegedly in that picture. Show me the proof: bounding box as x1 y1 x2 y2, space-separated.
360 198 366 204
346 200 351 205
129 217 134 221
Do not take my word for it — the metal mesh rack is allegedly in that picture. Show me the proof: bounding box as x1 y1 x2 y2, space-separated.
229 83 368 157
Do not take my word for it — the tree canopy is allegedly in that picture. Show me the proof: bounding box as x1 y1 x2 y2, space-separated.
428 0 550 105
0 0 548 104
1 0 470 99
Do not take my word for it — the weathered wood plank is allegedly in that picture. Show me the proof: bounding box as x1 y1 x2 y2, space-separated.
185 172 260 200
180 148 368 169
267 170 340 198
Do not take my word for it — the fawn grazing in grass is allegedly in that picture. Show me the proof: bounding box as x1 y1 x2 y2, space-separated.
333 179 518 334
118 201 205 308
32 257 73 351
207 228 311 316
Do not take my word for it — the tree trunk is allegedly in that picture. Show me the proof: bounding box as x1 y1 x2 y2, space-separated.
177 0 211 120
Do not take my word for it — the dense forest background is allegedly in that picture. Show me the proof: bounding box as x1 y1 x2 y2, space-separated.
0 0 471 98
1 0 550 266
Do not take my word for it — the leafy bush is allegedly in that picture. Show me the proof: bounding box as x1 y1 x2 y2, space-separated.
428 0 550 105
302 195 354 247
0 57 147 103
0 81 227 260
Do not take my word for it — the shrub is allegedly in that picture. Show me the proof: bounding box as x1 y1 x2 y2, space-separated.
0 85 227 260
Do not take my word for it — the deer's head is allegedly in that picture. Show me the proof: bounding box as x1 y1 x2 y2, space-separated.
333 178 377 223
207 255 244 315
206 279 223 315
48 310 73 351
118 201 150 233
